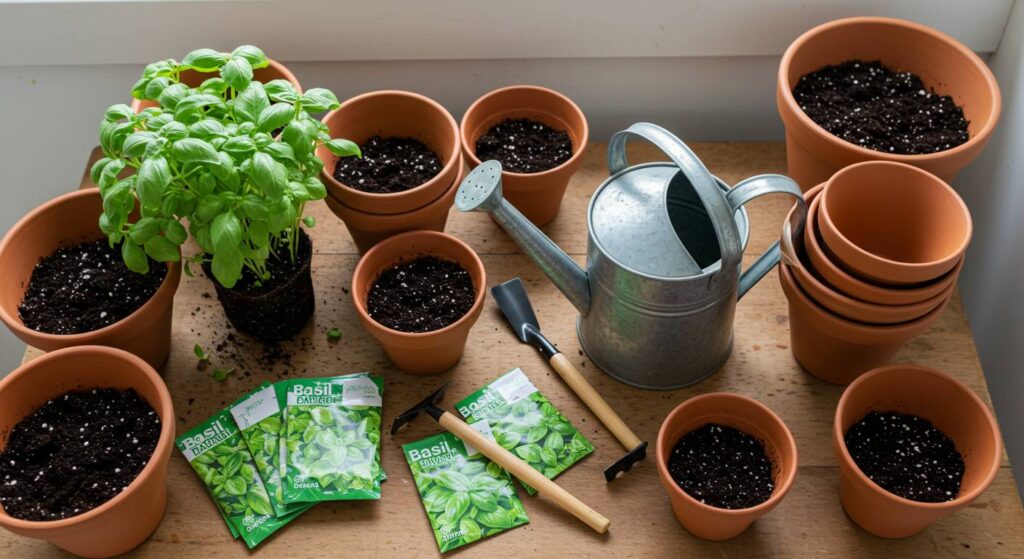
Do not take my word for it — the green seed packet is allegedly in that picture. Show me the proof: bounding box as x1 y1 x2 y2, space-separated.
279 374 384 503
176 410 300 549
455 368 594 495
403 427 530 553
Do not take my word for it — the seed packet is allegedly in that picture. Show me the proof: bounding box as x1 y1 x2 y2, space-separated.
403 427 530 553
455 368 594 494
176 410 300 549
279 374 384 503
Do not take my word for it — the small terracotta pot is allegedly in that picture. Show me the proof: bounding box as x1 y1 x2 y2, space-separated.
0 190 181 368
326 157 464 254
460 85 588 227
818 162 971 285
834 364 1002 538
779 263 948 385
656 393 797 540
351 230 486 374
317 90 461 215
777 16 1001 190
0 346 175 557
131 58 301 113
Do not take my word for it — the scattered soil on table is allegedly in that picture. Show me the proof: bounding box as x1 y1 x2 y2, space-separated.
475 118 573 173
366 256 475 333
845 411 964 502
667 423 775 509
18 238 166 335
792 60 969 155
0 388 160 521
333 136 443 194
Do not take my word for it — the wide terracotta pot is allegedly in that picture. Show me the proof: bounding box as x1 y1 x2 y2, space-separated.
656 393 797 540
0 346 175 557
351 230 486 374
131 58 301 113
317 90 461 215
779 263 948 385
817 162 971 285
0 189 181 368
777 17 1001 190
833 364 1001 538
326 157 464 254
460 85 588 227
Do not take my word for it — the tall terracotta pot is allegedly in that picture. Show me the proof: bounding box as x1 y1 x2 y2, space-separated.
130 58 301 113
777 17 1001 190
0 189 181 368
0 346 175 557
461 85 588 227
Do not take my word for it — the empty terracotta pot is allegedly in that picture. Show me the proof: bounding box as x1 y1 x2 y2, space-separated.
834 364 1001 538
0 345 175 557
351 230 486 374
779 263 948 385
0 189 181 368
317 90 461 215
777 16 1001 190
818 162 972 285
131 58 301 113
461 85 588 227
656 393 797 540
326 157 464 254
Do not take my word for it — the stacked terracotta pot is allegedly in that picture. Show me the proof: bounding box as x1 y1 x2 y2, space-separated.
780 161 971 384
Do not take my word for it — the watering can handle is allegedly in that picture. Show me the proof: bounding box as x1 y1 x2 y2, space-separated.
726 175 807 299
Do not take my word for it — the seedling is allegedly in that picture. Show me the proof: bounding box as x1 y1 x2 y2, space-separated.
194 343 209 361
212 367 235 382
326 327 341 342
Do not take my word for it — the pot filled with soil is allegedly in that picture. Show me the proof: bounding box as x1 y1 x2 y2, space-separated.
777 16 1001 190
834 364 1001 537
0 345 175 557
0 189 181 368
461 85 588 227
131 57 301 113
351 230 486 375
656 393 797 540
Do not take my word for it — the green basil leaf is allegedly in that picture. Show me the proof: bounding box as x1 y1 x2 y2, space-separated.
249 152 286 197
300 88 340 113
223 475 247 496
162 220 188 244
181 48 227 71
198 77 229 95
263 79 298 103
121 131 157 158
90 157 112 185
97 159 126 189
282 118 316 160
443 492 470 523
128 217 161 244
104 104 133 122
136 156 170 209
231 45 269 69
189 118 228 138
121 241 150 274
222 57 253 92
144 76 172 100
172 138 220 164
234 82 269 124
222 135 256 156
144 235 180 262
303 176 327 200
257 103 294 133
211 211 243 255
156 83 190 110
159 121 188 141
325 138 361 157
211 249 243 288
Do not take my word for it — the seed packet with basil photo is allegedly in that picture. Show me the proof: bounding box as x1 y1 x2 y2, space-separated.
455 368 594 495
279 374 384 503
403 427 530 553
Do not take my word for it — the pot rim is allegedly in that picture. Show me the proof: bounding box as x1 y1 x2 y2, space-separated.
0 345 175 531
351 230 487 340
460 84 589 180
777 16 1002 164
0 188 182 345
832 364 1003 510
655 392 798 516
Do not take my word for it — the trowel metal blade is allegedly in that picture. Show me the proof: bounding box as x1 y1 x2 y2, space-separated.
491 278 540 344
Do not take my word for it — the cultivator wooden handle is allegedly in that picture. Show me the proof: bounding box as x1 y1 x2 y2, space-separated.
550 353 643 451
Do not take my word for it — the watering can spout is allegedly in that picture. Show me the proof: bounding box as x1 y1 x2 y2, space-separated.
455 161 591 314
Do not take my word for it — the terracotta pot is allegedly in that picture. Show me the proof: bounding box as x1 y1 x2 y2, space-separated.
833 364 1001 538
317 90 461 215
326 157 464 254
779 263 948 385
351 230 486 374
130 58 301 113
818 162 971 285
460 85 588 227
0 346 175 557
0 190 181 368
656 393 797 540
777 16 1001 190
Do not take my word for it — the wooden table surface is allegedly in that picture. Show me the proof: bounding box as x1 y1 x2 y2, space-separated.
7 142 1024 558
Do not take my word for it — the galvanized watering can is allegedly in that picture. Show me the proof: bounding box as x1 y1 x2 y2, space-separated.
456 123 806 389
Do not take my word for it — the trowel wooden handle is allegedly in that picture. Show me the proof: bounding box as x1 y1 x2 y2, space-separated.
550 353 643 451
438 411 610 534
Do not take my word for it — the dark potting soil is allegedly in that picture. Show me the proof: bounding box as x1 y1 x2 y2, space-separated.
844 411 965 503
18 238 166 335
366 256 475 333
667 423 775 509
792 60 969 155
332 135 443 194
0 388 160 521
475 118 573 174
